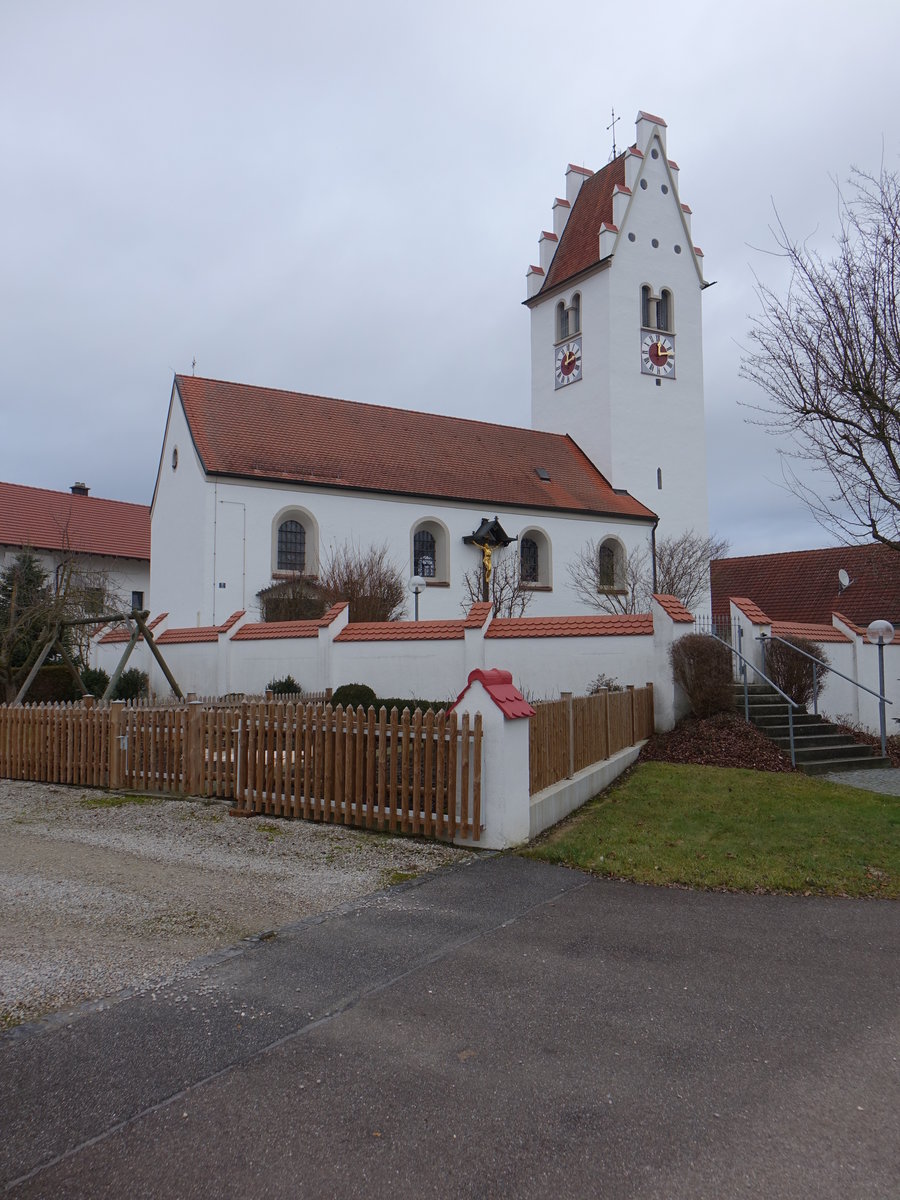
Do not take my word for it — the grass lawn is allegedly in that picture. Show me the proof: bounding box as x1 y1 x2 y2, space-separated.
524 762 900 898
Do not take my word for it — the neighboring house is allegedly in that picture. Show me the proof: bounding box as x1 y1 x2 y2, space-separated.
150 112 712 626
0 480 150 613
711 544 900 630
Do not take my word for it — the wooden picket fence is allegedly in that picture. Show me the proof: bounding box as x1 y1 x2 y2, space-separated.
0 700 482 841
529 684 654 795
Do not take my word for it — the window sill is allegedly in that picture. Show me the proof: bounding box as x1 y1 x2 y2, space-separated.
521 583 552 592
271 571 318 582
424 580 450 588
597 586 627 595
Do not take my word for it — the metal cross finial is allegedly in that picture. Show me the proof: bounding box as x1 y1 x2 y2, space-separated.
192 357 196 375
607 107 620 161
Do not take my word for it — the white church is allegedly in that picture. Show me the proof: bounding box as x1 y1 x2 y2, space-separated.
149 111 709 627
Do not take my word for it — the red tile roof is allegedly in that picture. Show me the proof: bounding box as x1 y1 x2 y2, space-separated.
538 154 626 292
98 612 168 644
217 610 246 633
652 593 694 623
711 545 900 627
770 621 850 644
486 614 653 638
174 376 655 521
0 481 149 560
336 620 465 642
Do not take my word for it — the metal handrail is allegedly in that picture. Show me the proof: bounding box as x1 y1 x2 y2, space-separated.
759 633 893 716
711 634 800 766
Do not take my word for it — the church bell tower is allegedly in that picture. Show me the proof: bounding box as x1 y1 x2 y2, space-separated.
526 111 710 543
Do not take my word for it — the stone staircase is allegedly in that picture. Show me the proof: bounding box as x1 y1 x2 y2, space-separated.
734 683 892 774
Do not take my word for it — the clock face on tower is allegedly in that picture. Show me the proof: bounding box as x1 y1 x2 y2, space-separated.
641 332 675 377
554 337 583 389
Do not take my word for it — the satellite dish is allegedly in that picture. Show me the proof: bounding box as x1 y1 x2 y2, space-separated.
838 568 851 590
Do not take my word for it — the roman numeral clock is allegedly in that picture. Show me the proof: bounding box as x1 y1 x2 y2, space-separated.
641 332 675 377
554 336 582 389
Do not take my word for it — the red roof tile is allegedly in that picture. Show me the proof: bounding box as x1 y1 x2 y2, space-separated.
0 481 149 560
98 612 168 644
711 545 900 627
770 621 850 644
637 110 667 127
463 602 493 629
539 154 626 292
652 594 694 623
174 376 656 521
157 627 219 644
336 620 465 642
730 597 771 625
217 610 245 633
486 614 653 638
232 620 322 640
452 669 535 719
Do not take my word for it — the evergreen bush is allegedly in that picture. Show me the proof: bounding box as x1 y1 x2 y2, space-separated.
267 675 302 695
331 683 377 710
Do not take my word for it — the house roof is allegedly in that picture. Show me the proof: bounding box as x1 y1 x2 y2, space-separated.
0 481 150 561
538 155 626 293
173 375 656 523
711 545 900 627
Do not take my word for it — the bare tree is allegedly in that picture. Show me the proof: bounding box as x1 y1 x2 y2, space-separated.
257 575 329 622
318 541 407 622
568 540 651 614
460 549 534 618
569 530 728 614
741 167 900 551
0 550 66 701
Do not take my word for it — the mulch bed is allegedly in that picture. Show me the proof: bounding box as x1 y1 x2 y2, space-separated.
639 711 797 773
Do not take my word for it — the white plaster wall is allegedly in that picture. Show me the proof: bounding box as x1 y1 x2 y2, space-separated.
816 637 900 734
151 462 656 627
150 387 213 628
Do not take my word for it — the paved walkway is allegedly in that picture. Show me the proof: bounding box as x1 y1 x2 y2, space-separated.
3 856 898 1199
824 766 900 794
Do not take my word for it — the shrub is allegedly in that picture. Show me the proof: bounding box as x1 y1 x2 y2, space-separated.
267 675 302 695
331 682 377 710
374 697 448 716
257 578 329 622
669 633 733 717
25 664 82 703
764 636 829 708
112 668 148 701
589 673 624 694
82 666 110 698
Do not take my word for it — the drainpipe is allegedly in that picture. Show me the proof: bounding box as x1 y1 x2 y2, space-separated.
650 521 659 594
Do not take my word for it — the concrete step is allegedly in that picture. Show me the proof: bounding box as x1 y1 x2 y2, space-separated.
766 732 866 753
801 755 894 775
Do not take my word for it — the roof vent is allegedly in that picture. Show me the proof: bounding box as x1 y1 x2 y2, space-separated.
535 467 551 482
70 482 89 496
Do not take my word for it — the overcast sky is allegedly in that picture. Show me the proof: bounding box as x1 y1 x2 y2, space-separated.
2 0 898 558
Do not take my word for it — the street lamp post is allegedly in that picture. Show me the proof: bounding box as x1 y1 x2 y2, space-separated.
866 620 895 758
408 575 426 622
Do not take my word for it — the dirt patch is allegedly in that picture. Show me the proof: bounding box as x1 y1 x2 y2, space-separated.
0 780 476 1030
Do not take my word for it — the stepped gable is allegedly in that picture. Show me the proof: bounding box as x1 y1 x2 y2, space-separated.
712 545 900 627
0 481 149 561
538 154 626 293
174 375 655 522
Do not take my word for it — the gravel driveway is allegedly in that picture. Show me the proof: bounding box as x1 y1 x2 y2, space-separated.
0 780 476 1030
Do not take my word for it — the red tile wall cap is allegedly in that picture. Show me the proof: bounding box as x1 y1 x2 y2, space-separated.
567 164 594 176
528 265 545 274
486 614 653 637
554 197 570 207
832 611 867 635
668 159 679 170
770 621 851 644
157 627 219 644
693 246 704 256
637 110 667 126
451 668 535 719
652 593 694 623
232 620 321 640
731 597 771 625
626 146 644 158
97 611 169 644
681 203 692 213
540 230 558 241
463 601 493 629
612 184 632 195
336 620 465 642
217 610 246 633
320 601 349 625
599 222 619 233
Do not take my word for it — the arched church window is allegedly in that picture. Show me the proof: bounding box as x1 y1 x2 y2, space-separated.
641 285 653 329
641 285 674 332
597 538 624 591
413 529 436 578
556 294 581 342
556 301 567 342
520 537 538 583
570 293 581 334
657 289 672 331
277 519 306 573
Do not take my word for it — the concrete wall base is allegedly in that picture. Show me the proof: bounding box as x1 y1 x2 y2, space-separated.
528 743 645 840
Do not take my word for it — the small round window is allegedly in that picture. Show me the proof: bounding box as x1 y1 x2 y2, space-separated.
172 446 179 471
651 238 659 248
627 232 636 242
640 179 648 190
651 148 659 159
674 244 682 254
661 184 669 194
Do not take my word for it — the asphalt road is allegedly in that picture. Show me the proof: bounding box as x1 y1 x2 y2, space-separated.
3 856 898 1199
